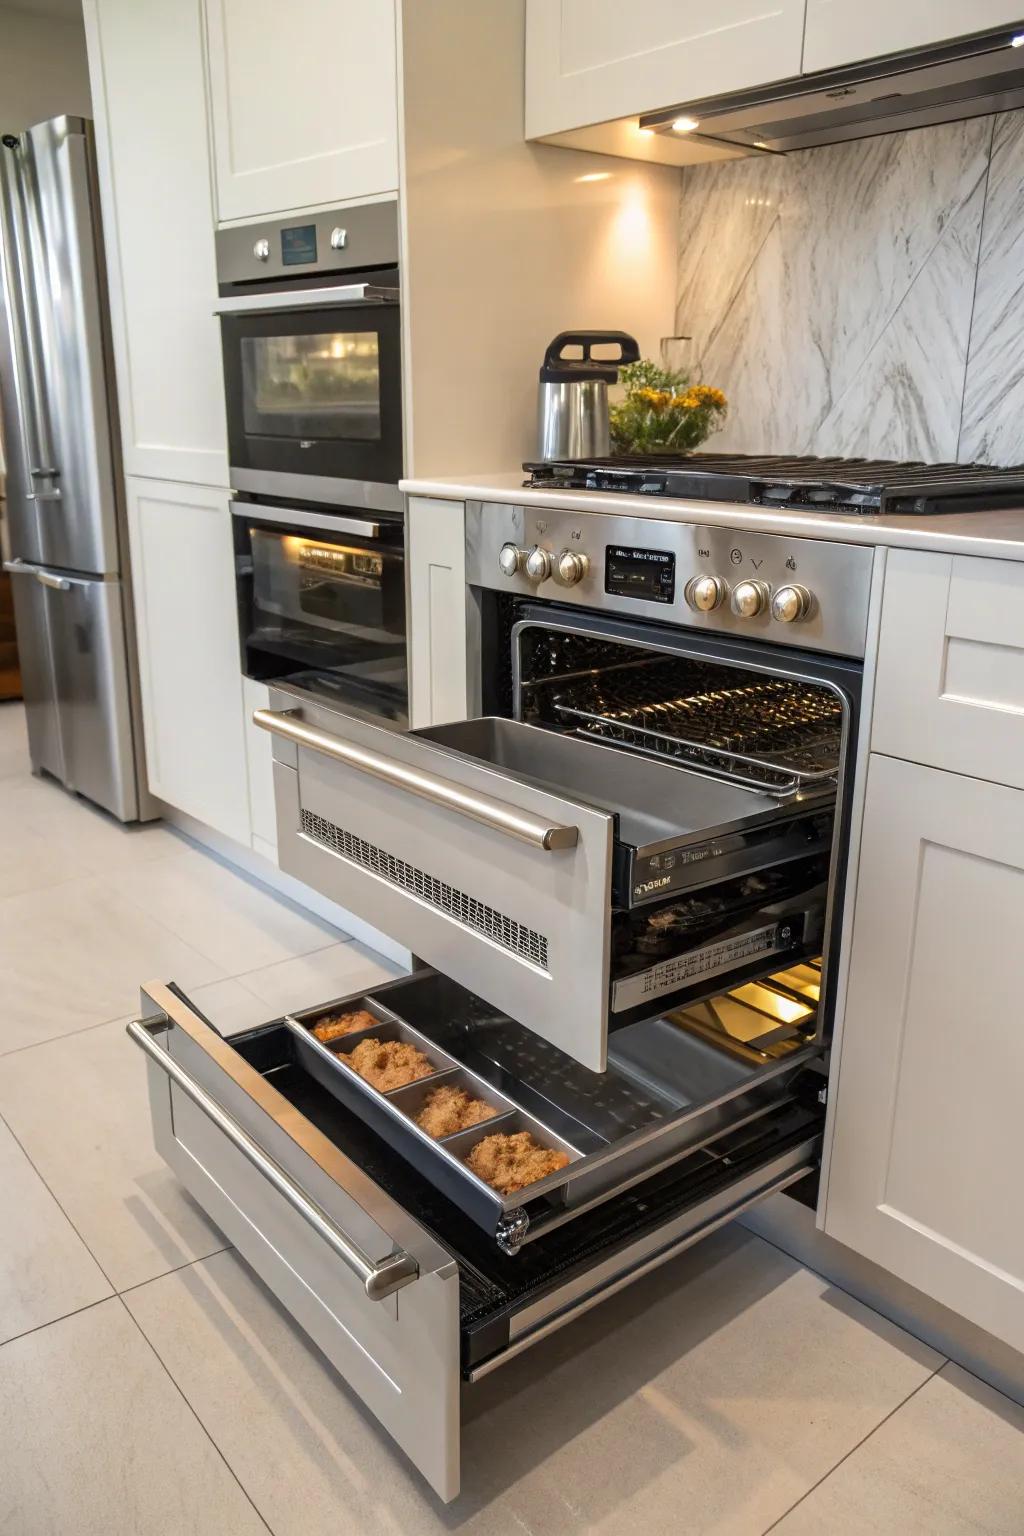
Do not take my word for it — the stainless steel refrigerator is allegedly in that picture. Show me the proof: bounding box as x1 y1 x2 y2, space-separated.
0 115 152 821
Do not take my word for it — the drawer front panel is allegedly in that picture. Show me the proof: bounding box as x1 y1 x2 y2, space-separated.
267 697 614 1071
138 993 461 1502
873 550 1024 788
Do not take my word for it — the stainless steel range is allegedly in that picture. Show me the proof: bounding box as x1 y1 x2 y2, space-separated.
131 490 876 1500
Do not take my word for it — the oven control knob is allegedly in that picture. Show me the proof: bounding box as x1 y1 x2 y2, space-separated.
731 579 770 618
253 237 271 261
524 546 552 582
684 574 727 613
498 543 526 577
771 584 813 624
555 549 588 586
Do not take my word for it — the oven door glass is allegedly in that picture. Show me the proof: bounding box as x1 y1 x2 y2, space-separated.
221 295 402 486
243 523 407 722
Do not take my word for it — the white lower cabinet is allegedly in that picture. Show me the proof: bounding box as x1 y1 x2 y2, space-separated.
826 752 1024 1352
127 478 249 844
406 495 470 728
242 676 277 860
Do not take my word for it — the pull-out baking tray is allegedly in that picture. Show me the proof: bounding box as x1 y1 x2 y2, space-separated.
284 970 820 1252
414 717 833 909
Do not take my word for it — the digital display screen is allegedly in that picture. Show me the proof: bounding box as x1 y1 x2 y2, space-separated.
605 545 675 603
281 223 318 266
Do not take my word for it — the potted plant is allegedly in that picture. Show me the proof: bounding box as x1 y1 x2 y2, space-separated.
609 359 727 455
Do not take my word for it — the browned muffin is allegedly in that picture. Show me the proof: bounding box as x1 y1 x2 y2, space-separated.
464 1131 569 1194
414 1084 499 1139
345 1036 436 1092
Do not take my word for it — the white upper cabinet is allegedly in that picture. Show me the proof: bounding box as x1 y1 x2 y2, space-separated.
803 2 1023 74
525 0 806 139
825 752 1024 1354
83 0 228 488
203 0 399 222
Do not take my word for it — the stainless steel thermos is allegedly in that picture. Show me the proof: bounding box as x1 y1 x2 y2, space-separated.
536 330 640 461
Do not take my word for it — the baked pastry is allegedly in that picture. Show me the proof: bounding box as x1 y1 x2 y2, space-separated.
414 1084 498 1139
345 1036 436 1092
465 1130 570 1194
311 1008 377 1043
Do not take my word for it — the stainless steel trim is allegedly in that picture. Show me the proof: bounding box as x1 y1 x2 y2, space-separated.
26 488 62 502
230 466 405 515
254 706 579 851
127 1017 418 1302
0 131 57 493
214 282 398 315
466 1155 813 1380
231 500 383 540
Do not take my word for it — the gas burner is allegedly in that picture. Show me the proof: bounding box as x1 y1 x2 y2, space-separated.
523 453 1024 517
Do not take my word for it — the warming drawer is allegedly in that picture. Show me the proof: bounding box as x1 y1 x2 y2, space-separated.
132 974 822 1502
257 685 831 1071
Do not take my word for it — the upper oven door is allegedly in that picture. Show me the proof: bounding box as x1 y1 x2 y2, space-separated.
219 290 403 497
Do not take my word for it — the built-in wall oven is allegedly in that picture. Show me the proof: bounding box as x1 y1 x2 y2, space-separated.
218 202 408 722
132 498 876 1500
216 200 403 512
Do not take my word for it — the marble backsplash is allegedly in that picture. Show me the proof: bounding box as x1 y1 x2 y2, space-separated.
675 111 1024 465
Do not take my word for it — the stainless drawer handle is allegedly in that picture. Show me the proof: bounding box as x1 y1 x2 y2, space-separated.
254 707 579 851
127 1018 419 1302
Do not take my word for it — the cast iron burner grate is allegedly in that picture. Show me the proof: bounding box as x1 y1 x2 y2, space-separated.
523 453 1024 515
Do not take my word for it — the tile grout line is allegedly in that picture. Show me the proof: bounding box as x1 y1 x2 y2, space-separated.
116 1245 233 1298
0 1292 114 1354
117 1290 275 1536
759 1364 944 1534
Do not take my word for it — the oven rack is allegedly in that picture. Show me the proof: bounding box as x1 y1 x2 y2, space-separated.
551 671 842 796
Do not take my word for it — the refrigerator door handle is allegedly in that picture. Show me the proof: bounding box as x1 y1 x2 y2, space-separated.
35 569 71 591
0 135 58 489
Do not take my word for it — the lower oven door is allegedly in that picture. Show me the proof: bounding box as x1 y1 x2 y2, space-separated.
132 980 822 1502
258 685 828 1071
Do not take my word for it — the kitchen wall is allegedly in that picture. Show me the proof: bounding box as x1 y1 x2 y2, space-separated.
675 112 1024 466
0 4 92 131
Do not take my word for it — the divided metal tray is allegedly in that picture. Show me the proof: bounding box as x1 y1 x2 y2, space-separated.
284 997 582 1250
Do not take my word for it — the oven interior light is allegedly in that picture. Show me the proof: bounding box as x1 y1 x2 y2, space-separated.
1012 32 1024 45
672 116 700 133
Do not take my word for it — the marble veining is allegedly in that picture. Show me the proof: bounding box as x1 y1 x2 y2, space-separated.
676 112 1024 465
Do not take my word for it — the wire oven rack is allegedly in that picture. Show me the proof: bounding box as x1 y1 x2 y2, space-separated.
550 659 842 795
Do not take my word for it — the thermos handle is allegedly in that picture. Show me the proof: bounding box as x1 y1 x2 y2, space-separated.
542 331 641 370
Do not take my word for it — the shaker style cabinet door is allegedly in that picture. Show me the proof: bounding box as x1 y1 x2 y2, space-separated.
825 753 1024 1354
803 1 1022 73
202 0 399 221
406 496 471 729
127 479 250 845
525 0 806 139
82 0 229 487
871 549 1024 791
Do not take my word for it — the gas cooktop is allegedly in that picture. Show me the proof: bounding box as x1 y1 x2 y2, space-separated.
523 454 1024 517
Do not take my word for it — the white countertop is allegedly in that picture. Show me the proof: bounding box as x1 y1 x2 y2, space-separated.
401 471 1024 561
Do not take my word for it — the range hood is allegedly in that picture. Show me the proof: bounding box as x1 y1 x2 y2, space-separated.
639 25 1024 155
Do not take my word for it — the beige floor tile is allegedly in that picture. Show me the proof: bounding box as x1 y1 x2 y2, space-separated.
117 844 342 974
234 940 404 1018
0 771 183 875
0 874 225 1054
124 1229 941 1536
0 1020 227 1294
187 976 279 1036
0 1298 267 1536
0 1116 112 1344
772 1362 1024 1535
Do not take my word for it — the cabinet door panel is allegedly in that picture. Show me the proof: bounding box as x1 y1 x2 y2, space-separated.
83 0 228 486
872 550 1024 789
127 479 249 844
406 496 468 729
526 0 806 139
803 2 1022 74
203 0 398 221
826 754 1024 1352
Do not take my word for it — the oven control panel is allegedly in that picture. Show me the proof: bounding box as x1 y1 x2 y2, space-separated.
470 502 875 660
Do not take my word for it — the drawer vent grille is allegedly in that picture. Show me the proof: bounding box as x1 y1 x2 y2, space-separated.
300 809 549 969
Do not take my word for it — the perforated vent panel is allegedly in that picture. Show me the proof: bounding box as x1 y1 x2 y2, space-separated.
300 809 550 969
